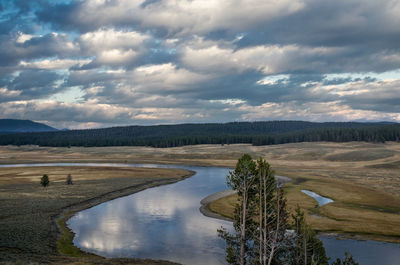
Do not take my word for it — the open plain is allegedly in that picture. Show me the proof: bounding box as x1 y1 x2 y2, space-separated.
0 141 400 263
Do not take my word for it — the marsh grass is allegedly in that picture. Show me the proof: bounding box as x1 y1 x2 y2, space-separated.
57 212 98 258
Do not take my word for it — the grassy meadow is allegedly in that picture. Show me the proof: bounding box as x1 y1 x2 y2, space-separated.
0 141 399 262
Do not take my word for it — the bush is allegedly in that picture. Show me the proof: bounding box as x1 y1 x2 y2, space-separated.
40 174 49 187
332 252 359 265
66 174 73 185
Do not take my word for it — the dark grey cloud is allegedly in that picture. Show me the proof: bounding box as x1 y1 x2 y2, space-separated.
0 69 64 102
236 0 400 49
140 0 162 8
0 32 79 67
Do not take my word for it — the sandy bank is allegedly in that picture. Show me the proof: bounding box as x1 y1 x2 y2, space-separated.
199 190 236 222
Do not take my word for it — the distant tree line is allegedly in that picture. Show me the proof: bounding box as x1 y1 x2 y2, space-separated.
0 121 399 147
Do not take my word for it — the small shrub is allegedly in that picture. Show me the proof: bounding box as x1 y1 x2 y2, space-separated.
66 174 73 185
40 174 49 187
332 252 359 265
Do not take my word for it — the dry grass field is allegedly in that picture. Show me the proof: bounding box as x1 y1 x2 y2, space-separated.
1 141 399 195
0 141 399 262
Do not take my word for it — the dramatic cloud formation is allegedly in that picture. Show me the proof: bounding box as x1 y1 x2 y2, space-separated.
0 0 399 128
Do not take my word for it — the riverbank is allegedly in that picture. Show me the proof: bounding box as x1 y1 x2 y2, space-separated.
0 165 193 264
199 190 236 221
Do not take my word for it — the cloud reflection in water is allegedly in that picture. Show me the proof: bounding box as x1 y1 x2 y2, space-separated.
68 166 231 265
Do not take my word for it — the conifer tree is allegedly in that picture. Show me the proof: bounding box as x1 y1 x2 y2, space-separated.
290 206 328 265
219 154 257 265
40 174 49 187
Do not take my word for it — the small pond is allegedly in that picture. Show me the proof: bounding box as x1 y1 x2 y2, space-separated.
301 189 334 206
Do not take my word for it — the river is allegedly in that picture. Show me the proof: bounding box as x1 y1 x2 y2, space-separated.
1 163 399 265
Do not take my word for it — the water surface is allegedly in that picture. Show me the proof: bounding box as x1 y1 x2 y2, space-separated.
320 236 400 265
67 164 232 265
301 189 334 206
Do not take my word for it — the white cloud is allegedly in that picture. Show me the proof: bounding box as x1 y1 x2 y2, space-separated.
97 49 138 65
0 87 21 98
79 28 150 51
16 32 35 43
257 75 290 85
182 42 344 75
77 28 151 67
131 63 211 92
238 101 400 122
19 58 91 70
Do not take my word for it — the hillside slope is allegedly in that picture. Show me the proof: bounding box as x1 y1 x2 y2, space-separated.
0 119 57 134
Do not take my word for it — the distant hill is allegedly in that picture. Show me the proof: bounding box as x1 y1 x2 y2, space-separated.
0 119 57 134
0 120 399 147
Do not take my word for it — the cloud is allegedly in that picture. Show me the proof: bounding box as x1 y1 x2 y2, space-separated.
181 41 346 75
238 101 400 123
0 0 399 128
37 0 305 35
0 69 65 102
79 28 150 52
338 79 400 112
0 32 79 67
19 58 91 70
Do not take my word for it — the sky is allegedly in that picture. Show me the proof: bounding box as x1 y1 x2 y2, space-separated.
0 0 400 129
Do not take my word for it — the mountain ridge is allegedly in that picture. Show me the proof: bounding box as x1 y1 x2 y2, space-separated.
0 119 57 134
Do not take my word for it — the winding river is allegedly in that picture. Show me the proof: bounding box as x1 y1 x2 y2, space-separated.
1 163 399 265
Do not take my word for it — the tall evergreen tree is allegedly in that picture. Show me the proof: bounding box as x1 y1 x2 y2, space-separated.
289 207 328 265
220 155 358 265
219 154 258 265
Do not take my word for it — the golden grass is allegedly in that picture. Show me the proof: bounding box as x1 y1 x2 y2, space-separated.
208 194 238 219
1 142 399 194
209 173 400 243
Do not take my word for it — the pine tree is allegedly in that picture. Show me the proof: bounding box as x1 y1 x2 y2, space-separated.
219 154 258 265
290 206 328 265
40 174 49 187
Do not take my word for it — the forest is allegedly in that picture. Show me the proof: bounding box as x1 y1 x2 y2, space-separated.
0 121 399 147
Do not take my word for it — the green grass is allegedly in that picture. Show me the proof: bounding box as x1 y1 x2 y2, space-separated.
57 212 98 258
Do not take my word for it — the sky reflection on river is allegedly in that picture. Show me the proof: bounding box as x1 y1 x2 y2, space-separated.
68 166 232 265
